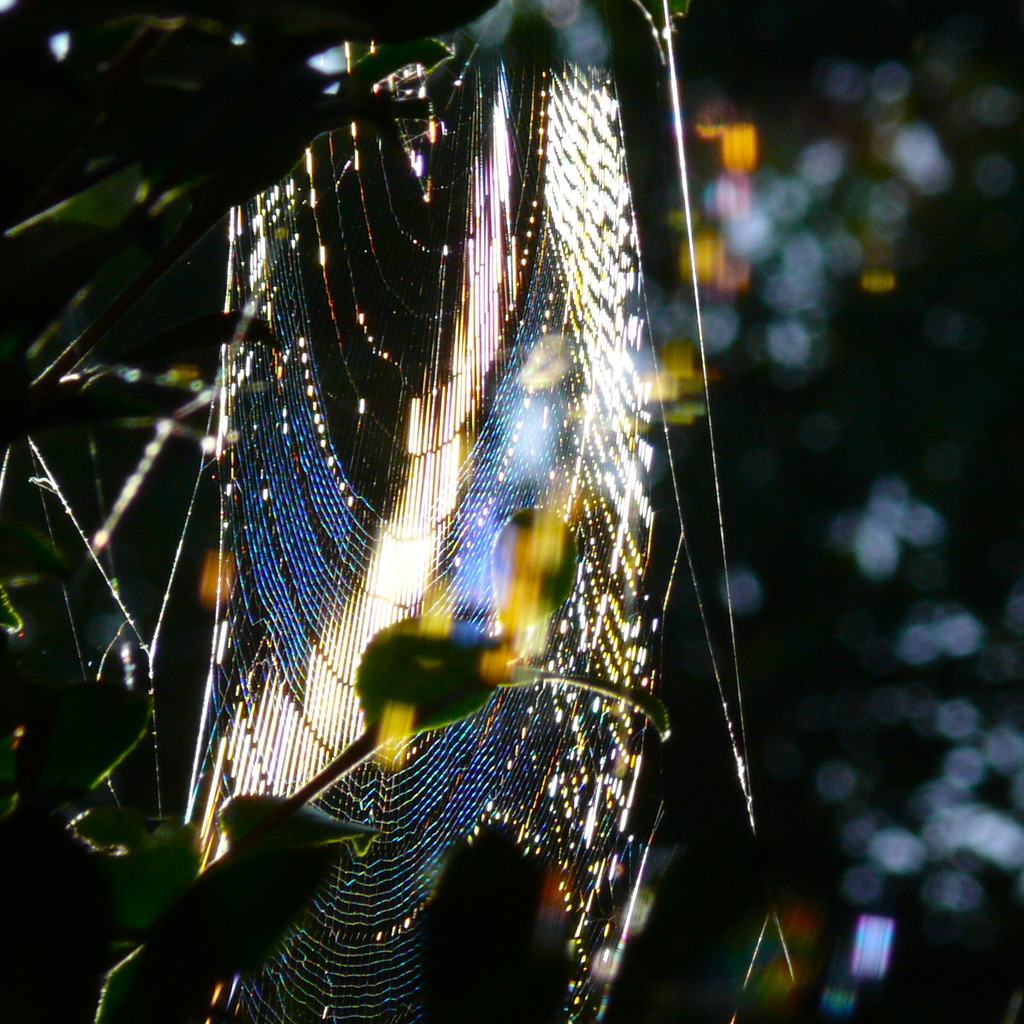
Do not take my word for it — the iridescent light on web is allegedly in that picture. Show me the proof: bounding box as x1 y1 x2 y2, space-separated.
186 35 667 1024
849 914 895 980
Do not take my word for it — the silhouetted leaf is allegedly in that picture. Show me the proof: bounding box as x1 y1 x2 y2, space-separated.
314 0 504 42
115 310 275 367
30 370 190 434
0 165 148 339
15 682 151 805
0 40 90 232
0 353 29 447
95 843 335 1024
0 666 46 736
349 38 452 92
138 58 332 220
0 809 114 1024
0 214 172 363
0 520 69 584
20 0 503 46
220 794 377 854
425 829 570 1024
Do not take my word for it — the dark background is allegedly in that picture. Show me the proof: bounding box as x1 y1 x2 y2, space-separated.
604 0 1024 1021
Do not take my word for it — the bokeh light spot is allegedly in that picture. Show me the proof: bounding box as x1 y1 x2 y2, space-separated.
868 827 926 875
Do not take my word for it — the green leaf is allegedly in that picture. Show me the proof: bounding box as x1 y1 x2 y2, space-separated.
220 794 377 854
355 617 503 734
72 806 148 852
95 945 145 1024
6 164 147 236
0 584 22 633
0 732 16 818
0 520 69 584
631 687 672 739
16 682 151 805
350 39 453 92
94 844 335 1024
100 820 202 933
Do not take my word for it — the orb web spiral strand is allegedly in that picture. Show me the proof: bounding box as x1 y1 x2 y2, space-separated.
187 33 663 1024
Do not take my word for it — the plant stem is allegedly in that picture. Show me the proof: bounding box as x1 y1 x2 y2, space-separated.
220 722 381 864
31 213 212 392
509 667 671 738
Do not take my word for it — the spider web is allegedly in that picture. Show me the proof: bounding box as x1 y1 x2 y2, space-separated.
0 6 764 1021
183 24 675 1024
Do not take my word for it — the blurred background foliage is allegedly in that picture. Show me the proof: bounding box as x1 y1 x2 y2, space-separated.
608 0 1024 1021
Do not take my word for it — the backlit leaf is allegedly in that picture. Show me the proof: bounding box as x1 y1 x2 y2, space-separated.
0 585 22 633
15 683 151 805
100 820 202 933
72 806 148 852
350 39 452 92
74 809 202 936
493 509 579 655
95 843 335 1024
356 617 503 733
220 794 377 854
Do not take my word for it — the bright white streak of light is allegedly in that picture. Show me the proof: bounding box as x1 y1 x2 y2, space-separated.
28 439 148 655
742 912 771 990
0 446 9 512
773 904 797 982
93 419 174 552
662 0 755 834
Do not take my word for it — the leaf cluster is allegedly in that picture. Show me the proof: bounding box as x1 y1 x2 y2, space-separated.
0 0 477 448
0 650 378 1024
